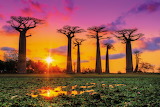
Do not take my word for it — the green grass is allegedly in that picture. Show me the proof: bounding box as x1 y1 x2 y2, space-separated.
0 74 160 106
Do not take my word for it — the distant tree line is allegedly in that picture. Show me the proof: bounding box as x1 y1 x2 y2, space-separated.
1 16 157 74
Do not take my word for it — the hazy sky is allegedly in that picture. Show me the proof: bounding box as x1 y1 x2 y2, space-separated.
0 0 160 73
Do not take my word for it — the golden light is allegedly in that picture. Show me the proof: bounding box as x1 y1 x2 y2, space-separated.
45 56 54 64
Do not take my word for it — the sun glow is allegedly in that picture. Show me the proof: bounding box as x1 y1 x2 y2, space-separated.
45 57 54 64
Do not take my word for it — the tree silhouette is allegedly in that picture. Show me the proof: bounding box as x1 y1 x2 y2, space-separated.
87 26 108 74
73 38 85 73
139 62 155 73
104 43 113 73
113 29 143 73
134 50 141 73
7 16 43 73
57 25 85 73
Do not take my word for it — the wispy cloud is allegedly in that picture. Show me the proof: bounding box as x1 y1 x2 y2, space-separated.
128 1 160 14
1 25 16 34
49 46 67 56
28 0 44 12
107 0 160 31
0 14 4 20
21 7 34 16
101 39 115 45
0 47 16 51
102 53 125 60
81 60 89 63
63 0 75 12
140 37 160 51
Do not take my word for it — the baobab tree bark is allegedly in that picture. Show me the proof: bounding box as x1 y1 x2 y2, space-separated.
7 16 43 73
126 41 133 72
87 26 109 74
95 37 102 74
77 44 80 73
104 43 113 74
57 25 85 74
105 46 109 73
113 29 143 73
18 31 27 73
73 38 85 73
67 38 72 73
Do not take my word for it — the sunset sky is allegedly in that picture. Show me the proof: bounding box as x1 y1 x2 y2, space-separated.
0 0 160 73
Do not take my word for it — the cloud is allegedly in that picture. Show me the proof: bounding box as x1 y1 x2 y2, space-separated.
50 46 67 56
107 0 160 31
102 53 125 60
1 25 16 34
63 0 75 12
21 0 44 12
28 0 44 12
101 39 115 45
81 60 89 63
0 47 16 51
21 7 34 16
107 16 126 31
132 37 160 52
0 14 4 20
129 1 160 14
141 37 160 51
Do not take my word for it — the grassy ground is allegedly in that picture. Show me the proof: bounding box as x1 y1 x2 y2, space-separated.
0 74 160 106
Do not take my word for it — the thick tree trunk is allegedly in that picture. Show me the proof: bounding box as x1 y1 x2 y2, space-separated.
95 38 102 74
66 38 73 73
17 31 26 73
77 45 81 73
126 41 133 73
105 47 109 73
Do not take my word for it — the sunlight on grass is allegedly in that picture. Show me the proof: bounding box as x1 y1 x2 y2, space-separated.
29 83 126 99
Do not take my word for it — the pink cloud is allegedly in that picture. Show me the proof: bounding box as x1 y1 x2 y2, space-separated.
0 14 4 19
21 7 34 16
20 0 44 12
63 0 74 12
28 0 44 12
53 7 70 20
49 46 67 56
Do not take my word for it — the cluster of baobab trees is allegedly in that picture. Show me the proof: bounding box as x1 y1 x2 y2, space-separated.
7 16 143 74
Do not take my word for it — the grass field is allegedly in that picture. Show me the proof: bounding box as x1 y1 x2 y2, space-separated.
0 74 160 107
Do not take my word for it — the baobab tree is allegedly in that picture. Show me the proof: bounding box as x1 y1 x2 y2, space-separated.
7 16 43 73
57 25 85 73
87 26 109 74
73 38 85 73
134 50 141 72
113 29 143 73
104 43 113 73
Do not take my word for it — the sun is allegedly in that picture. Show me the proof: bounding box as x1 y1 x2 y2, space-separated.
45 56 54 64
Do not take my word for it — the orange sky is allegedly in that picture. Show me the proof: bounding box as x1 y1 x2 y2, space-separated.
0 0 160 73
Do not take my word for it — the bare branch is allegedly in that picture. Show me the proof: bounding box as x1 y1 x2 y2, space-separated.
57 25 85 38
87 26 108 40
7 16 43 32
73 38 85 46
114 28 144 42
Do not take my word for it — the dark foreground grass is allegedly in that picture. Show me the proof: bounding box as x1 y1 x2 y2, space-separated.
0 74 160 107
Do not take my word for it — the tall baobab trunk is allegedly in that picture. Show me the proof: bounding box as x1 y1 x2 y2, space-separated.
134 63 139 72
105 47 109 73
95 37 102 74
77 44 81 73
126 41 133 73
17 31 26 73
134 56 139 72
67 38 73 73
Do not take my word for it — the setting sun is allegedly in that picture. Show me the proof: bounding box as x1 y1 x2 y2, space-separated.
45 57 54 64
